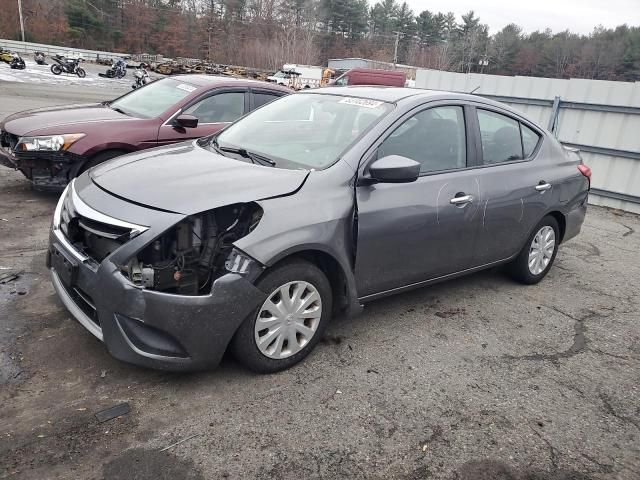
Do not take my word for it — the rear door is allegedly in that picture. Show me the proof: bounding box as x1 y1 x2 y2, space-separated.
469 105 557 264
157 89 248 146
355 102 483 298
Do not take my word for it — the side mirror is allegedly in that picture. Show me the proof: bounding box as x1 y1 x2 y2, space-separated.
367 155 420 183
175 114 198 129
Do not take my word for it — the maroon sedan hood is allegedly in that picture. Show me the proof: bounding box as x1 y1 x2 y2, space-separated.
89 141 309 215
1 103 129 136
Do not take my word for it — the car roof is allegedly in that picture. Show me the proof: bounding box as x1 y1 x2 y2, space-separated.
308 86 538 123
308 86 425 102
309 86 503 105
170 74 290 93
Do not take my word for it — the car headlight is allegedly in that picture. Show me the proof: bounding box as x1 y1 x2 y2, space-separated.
17 133 85 152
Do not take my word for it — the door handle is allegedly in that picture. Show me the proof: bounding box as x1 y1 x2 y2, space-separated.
450 194 474 206
535 182 552 192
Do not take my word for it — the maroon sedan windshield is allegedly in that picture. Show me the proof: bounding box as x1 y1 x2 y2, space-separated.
110 78 197 118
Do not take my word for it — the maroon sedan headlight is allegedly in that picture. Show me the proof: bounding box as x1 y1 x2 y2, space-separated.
17 133 85 152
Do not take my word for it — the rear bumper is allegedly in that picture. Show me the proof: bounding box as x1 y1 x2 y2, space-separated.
563 193 588 243
48 231 267 371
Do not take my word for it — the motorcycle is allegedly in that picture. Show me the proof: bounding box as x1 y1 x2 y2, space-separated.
0 48 13 63
9 52 26 70
104 58 127 78
50 55 86 78
34 51 46 65
132 64 149 89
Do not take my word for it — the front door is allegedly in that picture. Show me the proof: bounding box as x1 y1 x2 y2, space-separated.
157 90 248 146
355 104 482 298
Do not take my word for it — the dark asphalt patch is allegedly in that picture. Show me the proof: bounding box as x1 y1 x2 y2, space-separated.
101 447 205 480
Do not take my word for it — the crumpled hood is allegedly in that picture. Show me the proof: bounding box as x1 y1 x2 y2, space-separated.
1 103 129 136
89 141 309 215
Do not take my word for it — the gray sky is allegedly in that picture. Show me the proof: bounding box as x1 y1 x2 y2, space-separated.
401 0 640 34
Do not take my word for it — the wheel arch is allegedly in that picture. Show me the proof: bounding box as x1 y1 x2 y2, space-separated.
70 146 133 178
260 246 362 317
546 210 567 243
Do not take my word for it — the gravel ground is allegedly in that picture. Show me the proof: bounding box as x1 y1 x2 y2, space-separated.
0 79 639 480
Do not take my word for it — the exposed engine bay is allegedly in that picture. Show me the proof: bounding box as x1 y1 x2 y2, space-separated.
123 203 262 295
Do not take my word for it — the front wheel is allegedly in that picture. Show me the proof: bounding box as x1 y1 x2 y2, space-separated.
76 67 86 78
51 64 62 75
231 259 332 373
509 215 560 284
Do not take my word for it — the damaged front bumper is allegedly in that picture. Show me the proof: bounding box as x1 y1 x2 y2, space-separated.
47 179 268 371
0 145 18 169
1 149 84 192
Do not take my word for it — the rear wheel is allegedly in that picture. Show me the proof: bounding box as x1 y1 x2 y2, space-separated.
51 64 62 75
106 69 115 78
76 67 86 78
509 215 560 284
231 259 332 373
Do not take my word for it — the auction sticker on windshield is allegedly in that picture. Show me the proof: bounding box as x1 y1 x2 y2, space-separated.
176 83 197 93
338 98 384 109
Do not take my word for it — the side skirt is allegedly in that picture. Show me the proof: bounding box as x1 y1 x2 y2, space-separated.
358 255 516 303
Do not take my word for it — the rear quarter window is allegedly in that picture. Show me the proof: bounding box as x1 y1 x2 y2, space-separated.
521 124 541 157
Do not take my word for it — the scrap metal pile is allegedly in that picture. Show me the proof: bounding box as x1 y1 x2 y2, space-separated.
149 58 273 81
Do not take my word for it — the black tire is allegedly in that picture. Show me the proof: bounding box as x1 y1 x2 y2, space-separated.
508 215 560 285
106 69 115 78
79 150 127 175
51 64 62 75
230 259 333 373
76 67 86 78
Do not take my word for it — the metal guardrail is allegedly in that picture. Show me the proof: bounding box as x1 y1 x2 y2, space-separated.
0 38 129 62
481 94 640 116
561 143 640 161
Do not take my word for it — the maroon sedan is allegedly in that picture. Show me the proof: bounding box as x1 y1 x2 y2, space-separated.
0 75 290 191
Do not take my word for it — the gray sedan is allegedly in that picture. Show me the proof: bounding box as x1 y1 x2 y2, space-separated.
47 87 590 372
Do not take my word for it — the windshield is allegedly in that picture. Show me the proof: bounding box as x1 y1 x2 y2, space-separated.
214 93 392 170
110 78 196 118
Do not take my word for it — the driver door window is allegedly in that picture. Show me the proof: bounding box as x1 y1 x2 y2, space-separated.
183 92 245 124
378 106 467 173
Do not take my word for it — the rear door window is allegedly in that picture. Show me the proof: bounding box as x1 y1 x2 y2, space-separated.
477 109 523 164
253 92 281 109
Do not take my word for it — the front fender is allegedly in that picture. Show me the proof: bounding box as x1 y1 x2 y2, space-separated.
234 178 361 316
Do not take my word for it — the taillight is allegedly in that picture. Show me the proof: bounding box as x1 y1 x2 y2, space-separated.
578 164 591 188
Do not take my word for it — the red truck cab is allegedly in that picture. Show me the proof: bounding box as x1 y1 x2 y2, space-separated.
333 68 407 87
